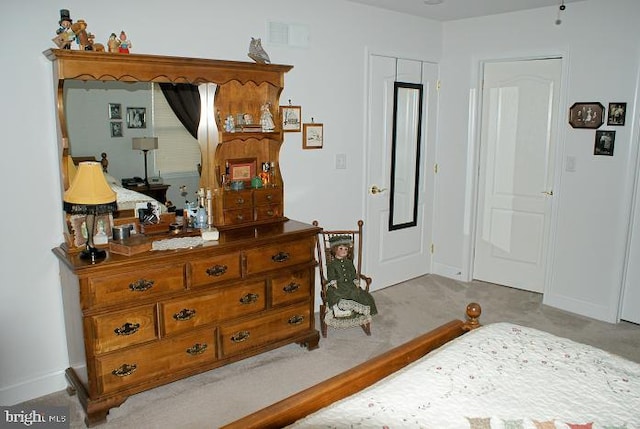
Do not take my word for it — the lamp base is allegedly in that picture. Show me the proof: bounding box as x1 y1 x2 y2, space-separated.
80 246 107 262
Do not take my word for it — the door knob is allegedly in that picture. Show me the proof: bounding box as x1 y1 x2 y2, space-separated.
370 185 387 195
541 190 553 196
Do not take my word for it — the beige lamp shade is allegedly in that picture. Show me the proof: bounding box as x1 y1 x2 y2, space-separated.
132 137 159 151
63 162 116 206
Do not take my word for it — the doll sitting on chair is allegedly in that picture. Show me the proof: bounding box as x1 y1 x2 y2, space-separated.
326 235 378 322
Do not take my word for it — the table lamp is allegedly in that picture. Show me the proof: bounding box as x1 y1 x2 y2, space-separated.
132 137 159 186
63 161 117 262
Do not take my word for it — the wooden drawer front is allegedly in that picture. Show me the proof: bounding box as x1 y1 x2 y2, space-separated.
219 303 311 357
245 237 314 275
255 204 282 221
96 330 215 395
87 264 185 308
161 294 221 336
223 190 253 208
254 189 282 206
271 269 311 307
89 305 157 355
223 208 254 226
216 281 266 320
189 253 242 288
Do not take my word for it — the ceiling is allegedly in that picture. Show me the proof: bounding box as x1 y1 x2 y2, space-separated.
344 0 585 22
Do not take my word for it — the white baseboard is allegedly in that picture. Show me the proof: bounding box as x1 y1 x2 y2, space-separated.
0 370 68 406
432 262 464 280
543 293 617 323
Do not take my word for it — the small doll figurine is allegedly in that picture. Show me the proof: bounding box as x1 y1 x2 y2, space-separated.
107 33 120 53
118 31 131 54
260 102 275 132
54 9 74 49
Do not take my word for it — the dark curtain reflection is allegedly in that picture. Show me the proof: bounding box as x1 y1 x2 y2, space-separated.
159 83 200 139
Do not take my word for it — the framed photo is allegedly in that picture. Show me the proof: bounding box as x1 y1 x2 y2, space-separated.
228 157 257 184
568 102 604 129
594 130 615 156
68 214 113 248
136 201 160 224
280 105 302 132
108 103 122 119
607 102 626 126
126 107 147 129
303 123 323 149
110 121 123 138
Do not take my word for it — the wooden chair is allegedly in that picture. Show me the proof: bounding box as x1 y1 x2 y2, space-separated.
312 220 373 337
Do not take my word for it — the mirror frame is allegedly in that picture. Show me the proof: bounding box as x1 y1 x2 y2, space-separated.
388 81 423 231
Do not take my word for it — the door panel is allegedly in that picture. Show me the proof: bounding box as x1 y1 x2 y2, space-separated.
364 55 438 289
473 59 561 293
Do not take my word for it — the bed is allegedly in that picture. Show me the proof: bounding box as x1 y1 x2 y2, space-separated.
221 303 640 429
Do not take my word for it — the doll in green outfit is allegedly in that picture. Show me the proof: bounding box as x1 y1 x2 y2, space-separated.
325 235 378 323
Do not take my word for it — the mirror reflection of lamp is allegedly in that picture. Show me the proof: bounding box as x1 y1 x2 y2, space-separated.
63 162 117 262
132 137 159 186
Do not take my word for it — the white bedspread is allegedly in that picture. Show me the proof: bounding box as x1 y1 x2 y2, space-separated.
290 323 640 428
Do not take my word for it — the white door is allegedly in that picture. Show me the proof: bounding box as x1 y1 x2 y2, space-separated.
473 59 562 293
364 55 438 290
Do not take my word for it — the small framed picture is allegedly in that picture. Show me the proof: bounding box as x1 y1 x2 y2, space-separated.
228 157 257 184
594 130 615 156
303 123 323 149
127 107 147 129
136 201 160 224
607 102 626 126
568 102 604 129
108 103 122 119
68 214 113 248
280 105 302 132
110 121 123 138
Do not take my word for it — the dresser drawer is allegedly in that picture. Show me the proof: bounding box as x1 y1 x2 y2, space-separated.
189 252 242 288
88 305 157 355
160 294 221 336
270 269 311 307
255 204 282 221
223 208 254 225
223 189 252 208
86 264 185 308
216 280 266 320
254 188 282 205
95 330 215 395
245 237 315 275
219 303 311 357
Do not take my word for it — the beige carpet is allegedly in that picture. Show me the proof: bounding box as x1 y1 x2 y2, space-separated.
18 275 640 428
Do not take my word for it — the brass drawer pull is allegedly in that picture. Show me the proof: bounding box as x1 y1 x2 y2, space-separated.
129 279 154 292
266 194 273 201
239 293 259 304
283 282 300 293
206 264 228 277
112 363 137 377
236 213 244 221
271 252 290 263
186 343 208 356
236 197 245 205
114 322 140 336
230 330 250 343
173 308 196 321
266 210 275 217
288 315 304 325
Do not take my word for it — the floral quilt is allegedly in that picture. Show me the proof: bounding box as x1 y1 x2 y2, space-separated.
288 323 640 428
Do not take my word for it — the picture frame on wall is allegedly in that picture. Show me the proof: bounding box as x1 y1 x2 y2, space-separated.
108 103 122 119
594 130 615 156
568 102 604 129
126 107 147 128
303 122 323 149
280 105 302 132
110 121 123 138
607 102 626 126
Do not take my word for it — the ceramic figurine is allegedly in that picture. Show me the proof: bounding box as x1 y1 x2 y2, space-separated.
118 31 131 53
71 19 91 50
53 9 74 49
248 37 270 64
107 33 120 53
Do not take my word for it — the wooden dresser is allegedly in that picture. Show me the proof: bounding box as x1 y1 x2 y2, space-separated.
53 220 320 426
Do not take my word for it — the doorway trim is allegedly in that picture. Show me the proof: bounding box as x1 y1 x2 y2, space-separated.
462 52 569 298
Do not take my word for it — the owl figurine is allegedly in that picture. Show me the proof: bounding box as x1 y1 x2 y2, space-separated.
248 37 271 64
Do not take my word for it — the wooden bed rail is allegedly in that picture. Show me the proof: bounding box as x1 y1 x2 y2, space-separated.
221 303 482 429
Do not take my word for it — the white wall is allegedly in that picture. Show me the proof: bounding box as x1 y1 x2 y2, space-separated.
433 0 640 322
0 0 440 405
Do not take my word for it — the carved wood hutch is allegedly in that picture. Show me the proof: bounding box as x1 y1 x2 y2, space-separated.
46 49 320 426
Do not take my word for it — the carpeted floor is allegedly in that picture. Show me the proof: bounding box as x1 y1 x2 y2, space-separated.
17 274 640 428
